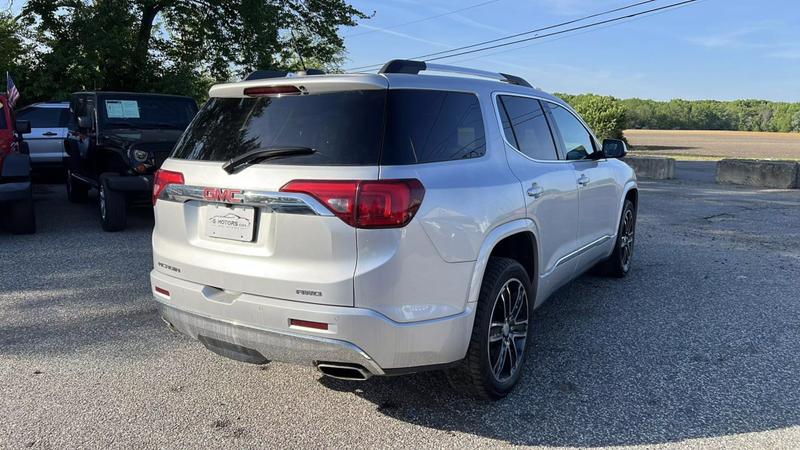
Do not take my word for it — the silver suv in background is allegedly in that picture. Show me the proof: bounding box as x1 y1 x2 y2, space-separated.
15 102 70 168
151 60 638 399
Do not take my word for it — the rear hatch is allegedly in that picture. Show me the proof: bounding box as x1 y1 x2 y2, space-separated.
152 75 389 306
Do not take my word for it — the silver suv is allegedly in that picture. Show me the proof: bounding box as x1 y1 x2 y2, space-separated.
151 60 638 399
15 102 70 168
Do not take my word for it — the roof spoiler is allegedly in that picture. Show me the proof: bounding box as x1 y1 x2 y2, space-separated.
378 59 532 88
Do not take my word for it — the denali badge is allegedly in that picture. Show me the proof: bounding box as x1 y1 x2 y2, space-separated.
203 187 243 204
296 289 323 297
158 262 181 273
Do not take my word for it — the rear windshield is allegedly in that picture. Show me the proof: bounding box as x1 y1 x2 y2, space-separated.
98 94 198 130
16 106 69 128
172 89 485 165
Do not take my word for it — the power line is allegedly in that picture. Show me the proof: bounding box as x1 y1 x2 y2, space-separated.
345 0 503 38
424 0 698 62
447 0 703 67
413 0 660 61
346 0 697 72
347 0 659 70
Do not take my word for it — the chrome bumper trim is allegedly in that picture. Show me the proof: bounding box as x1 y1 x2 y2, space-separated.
160 184 334 216
157 302 385 375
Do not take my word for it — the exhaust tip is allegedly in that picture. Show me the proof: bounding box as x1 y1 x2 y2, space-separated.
317 363 372 381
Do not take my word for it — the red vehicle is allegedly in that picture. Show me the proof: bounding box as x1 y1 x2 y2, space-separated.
0 94 35 234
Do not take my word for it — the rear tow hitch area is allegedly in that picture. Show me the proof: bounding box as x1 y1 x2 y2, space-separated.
198 335 269 365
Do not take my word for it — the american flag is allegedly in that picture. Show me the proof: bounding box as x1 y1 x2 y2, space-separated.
6 72 20 108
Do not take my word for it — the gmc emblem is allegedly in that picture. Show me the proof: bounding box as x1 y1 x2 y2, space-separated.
203 187 243 204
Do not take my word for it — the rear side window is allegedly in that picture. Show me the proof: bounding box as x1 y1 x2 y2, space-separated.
498 96 558 160
16 106 69 128
172 90 386 165
381 90 485 164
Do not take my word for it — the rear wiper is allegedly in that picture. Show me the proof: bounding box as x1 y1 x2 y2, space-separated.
222 146 316 174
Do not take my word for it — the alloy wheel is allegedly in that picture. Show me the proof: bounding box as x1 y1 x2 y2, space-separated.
487 278 529 383
619 208 635 271
99 185 107 220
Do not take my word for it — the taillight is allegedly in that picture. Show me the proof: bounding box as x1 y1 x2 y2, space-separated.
152 169 184 205
280 179 425 229
243 86 301 97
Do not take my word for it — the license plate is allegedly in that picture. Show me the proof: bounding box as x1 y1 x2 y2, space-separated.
204 204 256 242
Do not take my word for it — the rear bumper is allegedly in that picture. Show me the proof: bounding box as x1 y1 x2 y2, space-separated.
158 302 386 374
151 269 475 374
0 181 31 203
106 174 153 193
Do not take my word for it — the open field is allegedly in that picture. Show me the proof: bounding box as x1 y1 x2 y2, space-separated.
625 129 800 161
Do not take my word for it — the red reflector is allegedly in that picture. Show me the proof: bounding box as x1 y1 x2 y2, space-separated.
243 86 301 97
290 319 329 330
154 286 170 297
152 169 184 205
280 179 425 229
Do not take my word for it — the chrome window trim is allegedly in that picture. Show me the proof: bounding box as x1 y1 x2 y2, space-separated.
491 91 601 164
159 184 335 216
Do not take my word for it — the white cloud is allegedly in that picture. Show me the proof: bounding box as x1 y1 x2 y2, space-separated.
356 24 451 48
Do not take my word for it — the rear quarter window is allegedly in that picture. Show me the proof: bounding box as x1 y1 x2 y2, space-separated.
381 89 486 165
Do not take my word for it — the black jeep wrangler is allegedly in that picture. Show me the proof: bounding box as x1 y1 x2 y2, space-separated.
64 92 198 231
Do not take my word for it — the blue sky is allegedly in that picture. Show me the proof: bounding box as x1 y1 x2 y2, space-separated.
340 0 800 101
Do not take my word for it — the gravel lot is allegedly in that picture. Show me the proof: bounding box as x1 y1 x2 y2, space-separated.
1 179 799 449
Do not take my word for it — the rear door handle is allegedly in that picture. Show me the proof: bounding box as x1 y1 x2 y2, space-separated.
527 183 545 198
42 132 57 136
577 174 590 186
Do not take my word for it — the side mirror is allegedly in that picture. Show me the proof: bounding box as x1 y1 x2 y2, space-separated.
602 139 627 159
77 115 92 130
15 120 31 134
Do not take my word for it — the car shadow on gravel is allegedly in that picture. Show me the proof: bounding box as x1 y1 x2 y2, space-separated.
319 261 800 446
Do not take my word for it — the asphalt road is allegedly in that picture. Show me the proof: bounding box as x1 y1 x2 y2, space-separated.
675 161 717 184
1 180 799 449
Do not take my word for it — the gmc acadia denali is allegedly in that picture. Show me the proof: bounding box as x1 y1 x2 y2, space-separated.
151 60 638 399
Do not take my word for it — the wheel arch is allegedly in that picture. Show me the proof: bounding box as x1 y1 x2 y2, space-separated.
467 219 539 305
616 181 638 232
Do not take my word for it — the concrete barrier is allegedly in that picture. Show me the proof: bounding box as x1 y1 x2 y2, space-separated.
623 156 675 179
715 159 799 189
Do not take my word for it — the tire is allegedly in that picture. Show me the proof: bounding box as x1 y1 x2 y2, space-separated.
8 192 36 235
598 199 636 278
98 175 127 232
447 257 533 400
65 169 89 203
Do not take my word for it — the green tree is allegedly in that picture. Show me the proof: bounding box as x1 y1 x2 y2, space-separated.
556 93 627 140
17 0 367 103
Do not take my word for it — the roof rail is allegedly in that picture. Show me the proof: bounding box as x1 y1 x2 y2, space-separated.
244 68 325 81
377 59 532 88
